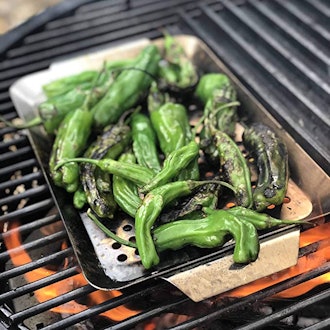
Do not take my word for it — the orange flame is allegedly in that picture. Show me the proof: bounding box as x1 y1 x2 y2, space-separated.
224 222 330 299
3 221 139 321
3 219 330 320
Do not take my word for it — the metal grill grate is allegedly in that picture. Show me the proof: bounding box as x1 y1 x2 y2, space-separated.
0 0 329 329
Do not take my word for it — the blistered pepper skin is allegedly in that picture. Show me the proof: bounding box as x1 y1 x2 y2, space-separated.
215 131 253 208
92 45 161 128
243 123 289 211
49 108 94 193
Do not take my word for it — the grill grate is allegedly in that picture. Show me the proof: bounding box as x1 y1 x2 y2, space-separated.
0 0 329 329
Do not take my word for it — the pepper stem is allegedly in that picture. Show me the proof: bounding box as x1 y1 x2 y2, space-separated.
0 115 43 130
87 209 137 248
54 157 98 170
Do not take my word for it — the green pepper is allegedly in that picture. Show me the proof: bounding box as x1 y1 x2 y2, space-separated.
80 120 131 218
195 73 232 104
112 151 142 218
149 101 199 181
91 44 161 128
158 180 221 223
42 70 98 99
140 141 200 194
214 130 253 208
158 32 199 94
243 123 289 211
153 209 260 264
2 65 117 135
136 180 229 269
42 58 136 98
149 102 192 156
73 185 87 209
55 156 155 187
131 112 161 173
226 206 308 229
49 108 94 193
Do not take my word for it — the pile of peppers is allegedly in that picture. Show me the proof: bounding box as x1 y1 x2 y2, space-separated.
3 34 306 270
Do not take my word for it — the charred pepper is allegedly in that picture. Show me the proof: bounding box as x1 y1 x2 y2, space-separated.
243 123 289 211
214 130 253 208
49 107 94 193
136 180 231 269
80 119 131 218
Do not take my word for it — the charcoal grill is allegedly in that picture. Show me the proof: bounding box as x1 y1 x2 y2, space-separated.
1 0 330 329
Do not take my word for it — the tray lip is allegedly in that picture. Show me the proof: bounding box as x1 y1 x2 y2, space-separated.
8 33 329 292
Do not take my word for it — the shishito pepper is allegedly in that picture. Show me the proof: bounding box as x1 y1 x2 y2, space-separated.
226 206 307 229
158 32 199 94
243 123 289 211
130 112 161 173
91 44 161 128
149 100 200 181
42 58 136 98
49 107 94 193
135 180 233 269
140 141 200 194
112 151 142 218
80 120 131 218
55 156 155 187
198 73 240 164
153 208 260 264
196 73 232 104
214 130 253 208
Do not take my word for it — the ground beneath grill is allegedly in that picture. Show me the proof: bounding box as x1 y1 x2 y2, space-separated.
0 0 61 34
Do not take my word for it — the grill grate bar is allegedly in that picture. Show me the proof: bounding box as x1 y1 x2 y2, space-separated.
234 287 330 330
305 0 330 16
0 198 54 223
275 0 330 41
21 0 196 50
107 296 190 330
304 316 330 330
0 135 28 151
0 248 73 281
207 2 329 126
0 185 50 207
39 281 173 330
0 267 79 304
0 172 44 192
250 0 330 66
2 146 34 164
9 284 95 325
179 5 330 171
169 262 330 330
0 28 162 85
221 1 330 96
0 230 67 262
0 159 38 177
0 214 59 241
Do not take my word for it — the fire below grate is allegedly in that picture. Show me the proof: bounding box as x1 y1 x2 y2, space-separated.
1 0 330 329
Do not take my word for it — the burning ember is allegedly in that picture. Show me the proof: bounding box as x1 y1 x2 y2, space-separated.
2 215 330 326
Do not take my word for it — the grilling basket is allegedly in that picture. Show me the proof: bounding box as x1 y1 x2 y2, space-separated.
8 35 330 302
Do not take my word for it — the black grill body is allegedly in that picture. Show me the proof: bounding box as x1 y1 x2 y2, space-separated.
1 1 329 329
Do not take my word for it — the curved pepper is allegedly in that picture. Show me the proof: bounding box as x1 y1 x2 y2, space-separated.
153 209 260 264
243 123 289 211
91 44 161 128
112 151 142 218
214 130 253 208
49 108 94 193
136 180 226 269
131 112 161 173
